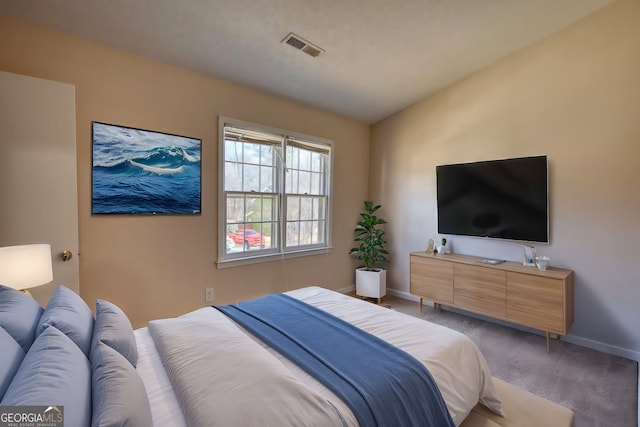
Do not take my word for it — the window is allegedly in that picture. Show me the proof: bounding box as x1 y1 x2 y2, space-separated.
218 117 333 266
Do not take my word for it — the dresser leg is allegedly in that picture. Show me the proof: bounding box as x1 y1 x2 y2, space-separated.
546 331 550 352
419 297 423 313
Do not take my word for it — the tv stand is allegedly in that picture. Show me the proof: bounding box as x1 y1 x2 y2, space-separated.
410 252 574 351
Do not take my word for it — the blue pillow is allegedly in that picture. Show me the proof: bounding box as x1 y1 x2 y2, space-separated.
91 299 138 367
2 326 91 427
0 326 25 400
0 285 44 352
91 341 153 427
37 285 94 357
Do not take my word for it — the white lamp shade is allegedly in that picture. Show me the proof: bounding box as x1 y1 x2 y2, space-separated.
0 244 53 290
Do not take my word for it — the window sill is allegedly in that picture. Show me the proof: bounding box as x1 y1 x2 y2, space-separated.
216 247 333 269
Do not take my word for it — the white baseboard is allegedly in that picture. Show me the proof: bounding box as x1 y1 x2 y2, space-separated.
386 287 420 302
562 334 640 363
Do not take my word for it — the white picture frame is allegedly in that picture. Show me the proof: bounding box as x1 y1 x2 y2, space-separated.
523 245 537 266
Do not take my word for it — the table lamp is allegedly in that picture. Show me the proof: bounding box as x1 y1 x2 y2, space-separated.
0 244 53 296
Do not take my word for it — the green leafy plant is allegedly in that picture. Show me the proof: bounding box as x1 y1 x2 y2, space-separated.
349 201 389 270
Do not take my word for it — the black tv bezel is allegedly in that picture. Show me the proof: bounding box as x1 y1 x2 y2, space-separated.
436 155 549 244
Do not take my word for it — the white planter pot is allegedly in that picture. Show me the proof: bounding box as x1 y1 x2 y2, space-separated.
355 267 387 301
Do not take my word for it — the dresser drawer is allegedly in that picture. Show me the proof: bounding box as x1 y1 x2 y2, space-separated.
410 255 453 304
454 264 506 318
506 272 565 334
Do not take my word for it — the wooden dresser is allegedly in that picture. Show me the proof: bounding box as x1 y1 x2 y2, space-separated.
410 252 574 351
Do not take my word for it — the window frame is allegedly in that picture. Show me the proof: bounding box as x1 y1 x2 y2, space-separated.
217 116 333 268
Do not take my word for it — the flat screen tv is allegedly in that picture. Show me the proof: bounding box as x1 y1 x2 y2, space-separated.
436 155 548 243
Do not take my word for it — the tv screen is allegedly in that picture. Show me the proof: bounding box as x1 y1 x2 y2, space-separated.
436 155 548 243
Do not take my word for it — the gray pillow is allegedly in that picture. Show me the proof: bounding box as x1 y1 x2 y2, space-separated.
37 285 94 357
91 341 153 427
0 285 44 352
2 326 91 427
0 326 25 400
91 299 138 367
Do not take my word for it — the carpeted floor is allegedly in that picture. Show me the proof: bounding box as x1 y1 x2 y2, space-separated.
369 294 638 427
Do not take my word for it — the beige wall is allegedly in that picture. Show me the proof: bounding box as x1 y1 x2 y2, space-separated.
0 14 369 327
371 0 640 360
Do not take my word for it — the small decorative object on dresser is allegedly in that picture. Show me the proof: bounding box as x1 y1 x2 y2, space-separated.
436 237 448 254
349 201 389 303
426 238 435 253
522 245 537 266
535 256 550 270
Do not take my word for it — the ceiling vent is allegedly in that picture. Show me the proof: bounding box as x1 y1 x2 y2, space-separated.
282 32 324 58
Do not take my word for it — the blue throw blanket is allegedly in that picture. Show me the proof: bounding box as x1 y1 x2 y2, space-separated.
216 294 455 427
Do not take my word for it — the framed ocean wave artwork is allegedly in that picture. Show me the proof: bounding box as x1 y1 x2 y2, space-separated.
91 122 201 215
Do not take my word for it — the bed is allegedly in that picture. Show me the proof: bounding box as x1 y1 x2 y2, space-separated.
135 286 502 426
0 284 573 427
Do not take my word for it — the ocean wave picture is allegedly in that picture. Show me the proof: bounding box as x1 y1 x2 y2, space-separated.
92 122 201 215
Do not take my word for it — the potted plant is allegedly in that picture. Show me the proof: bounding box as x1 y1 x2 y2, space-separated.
436 237 447 254
349 201 389 302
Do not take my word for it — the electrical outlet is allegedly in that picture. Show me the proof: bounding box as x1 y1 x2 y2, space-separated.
205 288 214 303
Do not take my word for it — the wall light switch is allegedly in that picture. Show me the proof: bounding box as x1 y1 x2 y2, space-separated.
205 288 214 302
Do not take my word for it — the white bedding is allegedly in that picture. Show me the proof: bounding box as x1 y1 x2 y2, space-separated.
135 286 502 426
135 326 187 427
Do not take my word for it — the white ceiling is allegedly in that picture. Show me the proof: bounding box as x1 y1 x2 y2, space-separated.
0 0 615 124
